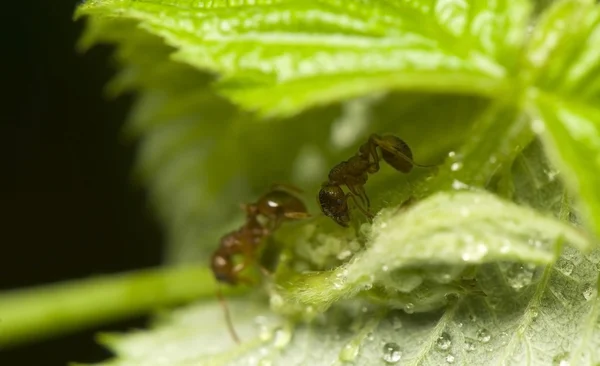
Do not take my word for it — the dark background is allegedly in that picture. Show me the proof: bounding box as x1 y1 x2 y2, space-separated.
2 1 163 365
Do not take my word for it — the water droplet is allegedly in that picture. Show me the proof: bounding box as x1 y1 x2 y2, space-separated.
382 342 402 363
464 339 476 352
436 332 452 351
404 303 414 314
446 354 455 364
451 162 463 171
582 283 597 300
367 332 375 341
476 328 491 343
499 331 509 345
363 283 373 291
552 352 570 366
382 265 390 272
339 342 359 362
504 262 535 290
333 270 347 289
456 322 463 328
488 155 497 164
448 151 456 158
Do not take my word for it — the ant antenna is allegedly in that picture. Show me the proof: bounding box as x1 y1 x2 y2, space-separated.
216 285 241 344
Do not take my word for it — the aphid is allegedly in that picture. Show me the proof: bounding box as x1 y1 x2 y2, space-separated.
210 184 309 342
318 134 431 227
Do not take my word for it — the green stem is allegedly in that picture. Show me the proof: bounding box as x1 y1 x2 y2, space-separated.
0 266 241 348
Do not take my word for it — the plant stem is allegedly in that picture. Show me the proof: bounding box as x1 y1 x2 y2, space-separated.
0 266 241 348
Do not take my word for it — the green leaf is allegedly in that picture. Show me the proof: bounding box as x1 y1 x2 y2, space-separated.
274 190 589 313
75 0 530 117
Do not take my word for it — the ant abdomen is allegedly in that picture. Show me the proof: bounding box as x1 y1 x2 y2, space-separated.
371 134 414 173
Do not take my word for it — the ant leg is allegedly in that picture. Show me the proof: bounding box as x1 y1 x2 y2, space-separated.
346 181 371 208
356 184 371 208
216 285 241 344
346 183 368 208
366 135 382 173
346 193 374 219
284 211 311 220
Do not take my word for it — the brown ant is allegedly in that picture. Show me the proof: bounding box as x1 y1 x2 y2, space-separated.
318 134 432 227
210 184 309 343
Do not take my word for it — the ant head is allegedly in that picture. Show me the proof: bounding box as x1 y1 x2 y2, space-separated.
377 135 414 173
317 184 350 227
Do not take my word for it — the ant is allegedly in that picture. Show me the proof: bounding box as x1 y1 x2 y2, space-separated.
210 184 309 343
318 134 432 227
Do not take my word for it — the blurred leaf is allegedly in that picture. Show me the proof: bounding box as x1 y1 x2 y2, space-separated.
524 0 600 239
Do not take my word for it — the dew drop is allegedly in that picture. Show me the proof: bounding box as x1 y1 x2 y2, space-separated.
435 332 452 351
446 354 455 364
381 342 402 363
530 307 539 319
451 162 463 172
476 328 491 343
452 179 469 190
464 339 476 352
582 283 597 301
448 151 456 158
339 342 359 362
404 303 415 314
382 265 390 272
499 331 509 345
505 262 535 290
